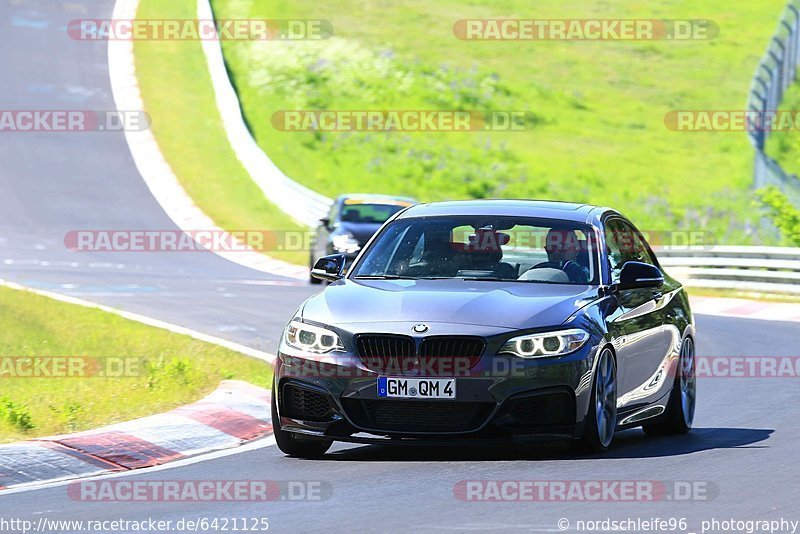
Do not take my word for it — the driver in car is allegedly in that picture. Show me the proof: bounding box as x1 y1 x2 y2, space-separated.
535 228 590 283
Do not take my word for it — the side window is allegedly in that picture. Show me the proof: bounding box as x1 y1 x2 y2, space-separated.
622 221 657 266
605 219 657 283
605 220 626 283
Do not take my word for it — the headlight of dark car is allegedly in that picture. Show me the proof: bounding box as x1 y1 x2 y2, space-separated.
498 328 590 358
332 233 361 254
283 320 345 354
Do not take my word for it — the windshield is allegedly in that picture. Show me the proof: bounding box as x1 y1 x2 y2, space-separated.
339 202 410 224
350 216 599 285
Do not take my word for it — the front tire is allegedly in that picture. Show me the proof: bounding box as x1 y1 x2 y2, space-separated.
579 347 617 453
271 384 332 458
643 337 696 436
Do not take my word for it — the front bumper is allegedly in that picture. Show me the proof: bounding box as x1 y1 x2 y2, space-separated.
274 337 599 444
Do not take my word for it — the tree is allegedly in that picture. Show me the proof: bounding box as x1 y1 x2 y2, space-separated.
756 186 800 246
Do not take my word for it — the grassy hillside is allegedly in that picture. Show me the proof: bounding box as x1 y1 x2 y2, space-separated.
135 0 308 265
0 286 270 442
213 0 786 244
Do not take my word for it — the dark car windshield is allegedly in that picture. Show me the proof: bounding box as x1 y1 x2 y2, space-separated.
350 216 599 284
339 202 410 224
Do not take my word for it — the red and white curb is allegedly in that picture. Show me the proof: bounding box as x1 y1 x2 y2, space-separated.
689 296 800 323
0 381 271 491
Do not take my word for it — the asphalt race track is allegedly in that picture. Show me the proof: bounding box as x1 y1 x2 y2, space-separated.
1 2 798 533
0 0 318 352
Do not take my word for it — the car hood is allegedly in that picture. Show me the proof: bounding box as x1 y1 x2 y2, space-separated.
301 279 599 330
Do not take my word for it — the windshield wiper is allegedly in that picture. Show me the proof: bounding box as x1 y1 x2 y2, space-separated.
354 275 515 281
352 274 414 280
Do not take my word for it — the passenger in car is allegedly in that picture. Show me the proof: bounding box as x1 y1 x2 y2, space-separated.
529 228 591 283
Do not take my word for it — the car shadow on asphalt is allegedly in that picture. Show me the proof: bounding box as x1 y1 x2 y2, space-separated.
317 427 774 462
597 427 774 459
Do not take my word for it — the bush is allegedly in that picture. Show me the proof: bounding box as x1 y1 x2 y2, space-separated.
50 402 85 432
0 397 35 432
756 187 800 246
144 356 201 390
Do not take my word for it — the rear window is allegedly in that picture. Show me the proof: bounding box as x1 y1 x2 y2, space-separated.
339 202 410 224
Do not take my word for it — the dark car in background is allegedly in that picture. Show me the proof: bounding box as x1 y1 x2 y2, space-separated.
275 200 697 457
309 194 416 283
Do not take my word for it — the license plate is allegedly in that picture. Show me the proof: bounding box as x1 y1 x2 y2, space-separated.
377 377 456 399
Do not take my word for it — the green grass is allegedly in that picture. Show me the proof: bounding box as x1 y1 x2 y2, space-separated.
134 0 308 265
0 286 271 443
211 0 786 245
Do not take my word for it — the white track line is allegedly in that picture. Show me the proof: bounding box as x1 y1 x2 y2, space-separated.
0 277 281 495
108 0 307 280
0 278 276 364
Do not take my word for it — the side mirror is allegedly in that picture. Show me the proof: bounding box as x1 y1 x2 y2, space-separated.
320 217 331 229
618 261 664 290
311 254 346 282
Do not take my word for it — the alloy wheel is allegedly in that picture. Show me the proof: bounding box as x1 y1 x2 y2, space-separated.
594 348 617 448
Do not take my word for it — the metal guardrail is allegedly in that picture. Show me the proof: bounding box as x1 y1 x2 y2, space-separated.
194 0 800 298
656 246 800 294
748 0 800 206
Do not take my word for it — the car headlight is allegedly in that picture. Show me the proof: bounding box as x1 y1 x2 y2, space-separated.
332 233 361 254
498 329 590 358
283 320 344 354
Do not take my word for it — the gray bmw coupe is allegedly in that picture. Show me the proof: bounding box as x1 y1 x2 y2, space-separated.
272 200 696 457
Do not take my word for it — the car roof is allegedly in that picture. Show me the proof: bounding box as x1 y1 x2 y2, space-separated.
336 193 417 204
395 199 615 224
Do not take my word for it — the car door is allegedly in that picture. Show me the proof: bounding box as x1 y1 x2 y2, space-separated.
604 218 673 411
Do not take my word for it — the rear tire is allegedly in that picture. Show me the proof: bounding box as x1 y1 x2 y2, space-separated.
643 337 696 436
579 347 617 453
271 384 332 458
